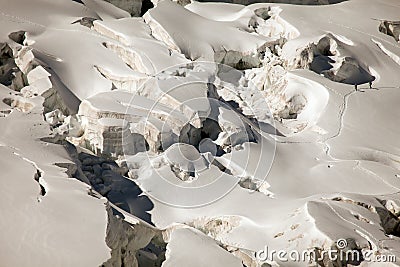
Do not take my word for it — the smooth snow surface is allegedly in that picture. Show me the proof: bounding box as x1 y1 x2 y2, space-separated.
1 0 400 266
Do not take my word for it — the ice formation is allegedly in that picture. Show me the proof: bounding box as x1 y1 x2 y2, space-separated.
0 0 400 266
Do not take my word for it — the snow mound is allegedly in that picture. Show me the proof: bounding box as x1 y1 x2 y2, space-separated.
290 33 376 86
144 0 274 69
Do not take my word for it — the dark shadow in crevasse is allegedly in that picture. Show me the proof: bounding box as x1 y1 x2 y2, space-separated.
64 142 155 225
140 0 154 16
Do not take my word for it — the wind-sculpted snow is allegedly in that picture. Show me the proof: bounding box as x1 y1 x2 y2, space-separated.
1 0 400 266
162 227 243 267
144 1 276 68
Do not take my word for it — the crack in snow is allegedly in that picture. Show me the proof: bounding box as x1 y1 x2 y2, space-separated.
323 88 356 156
354 160 400 193
12 152 47 200
326 19 400 50
372 39 400 66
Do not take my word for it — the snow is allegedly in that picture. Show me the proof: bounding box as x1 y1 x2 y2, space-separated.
0 0 400 266
144 0 273 67
0 85 110 267
162 227 243 267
